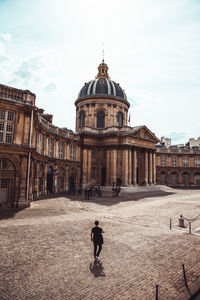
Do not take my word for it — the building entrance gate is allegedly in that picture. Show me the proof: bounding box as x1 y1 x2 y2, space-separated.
47 166 53 193
101 167 106 186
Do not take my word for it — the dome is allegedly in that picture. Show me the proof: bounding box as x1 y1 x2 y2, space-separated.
78 60 127 101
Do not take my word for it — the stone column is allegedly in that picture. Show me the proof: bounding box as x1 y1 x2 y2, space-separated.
128 148 132 185
87 149 91 184
67 143 70 160
123 148 129 186
82 148 88 186
35 161 39 197
44 163 48 195
144 151 148 185
111 148 117 184
133 148 137 185
18 155 28 205
54 163 57 193
152 152 156 184
106 149 110 185
149 151 153 185
65 166 69 191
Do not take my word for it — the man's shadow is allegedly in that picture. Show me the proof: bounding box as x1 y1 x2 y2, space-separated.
90 260 106 277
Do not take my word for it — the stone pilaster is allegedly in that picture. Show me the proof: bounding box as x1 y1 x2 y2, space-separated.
123 148 129 186
128 148 132 185
54 164 57 193
111 148 117 184
133 148 137 185
82 148 88 185
65 166 69 191
153 152 156 184
44 163 48 195
106 149 110 185
144 151 148 185
87 149 91 184
149 151 153 185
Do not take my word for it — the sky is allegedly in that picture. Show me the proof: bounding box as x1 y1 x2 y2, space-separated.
0 0 200 144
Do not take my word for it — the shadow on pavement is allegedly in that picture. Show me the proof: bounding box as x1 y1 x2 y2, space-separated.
67 190 175 206
0 207 25 220
90 261 106 277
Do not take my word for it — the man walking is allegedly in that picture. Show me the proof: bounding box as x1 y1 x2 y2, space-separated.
91 220 104 261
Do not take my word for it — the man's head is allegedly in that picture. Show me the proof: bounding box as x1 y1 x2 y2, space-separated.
95 220 99 226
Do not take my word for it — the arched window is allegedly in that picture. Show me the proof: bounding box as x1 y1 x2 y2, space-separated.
97 110 105 128
80 111 85 126
117 112 123 127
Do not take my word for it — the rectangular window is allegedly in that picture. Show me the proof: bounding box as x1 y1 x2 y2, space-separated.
0 110 15 143
70 144 76 161
5 133 12 143
183 156 188 167
59 142 64 159
160 155 166 166
6 124 13 132
195 156 200 167
171 156 177 166
48 138 54 157
7 111 14 121
0 110 5 120
0 122 4 131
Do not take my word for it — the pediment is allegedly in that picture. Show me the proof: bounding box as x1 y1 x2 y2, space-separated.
129 126 159 143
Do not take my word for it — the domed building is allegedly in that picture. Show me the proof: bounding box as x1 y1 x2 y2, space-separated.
75 60 159 187
0 59 163 209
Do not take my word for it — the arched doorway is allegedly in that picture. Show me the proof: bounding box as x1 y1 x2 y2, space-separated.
170 172 177 186
47 166 53 193
0 158 16 207
101 167 106 185
194 173 200 187
160 172 166 185
182 172 189 187
68 168 76 193
58 167 65 192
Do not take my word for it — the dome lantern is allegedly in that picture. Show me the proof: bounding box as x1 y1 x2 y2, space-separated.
96 59 110 79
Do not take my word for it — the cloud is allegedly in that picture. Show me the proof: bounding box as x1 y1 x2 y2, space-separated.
44 82 57 92
0 33 12 42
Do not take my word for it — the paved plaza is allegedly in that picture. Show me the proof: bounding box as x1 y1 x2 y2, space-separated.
1 187 200 300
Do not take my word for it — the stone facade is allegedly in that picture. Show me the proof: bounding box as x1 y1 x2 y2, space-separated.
156 146 200 187
0 84 80 208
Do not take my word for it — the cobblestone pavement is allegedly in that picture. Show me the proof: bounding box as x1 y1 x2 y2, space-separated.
1 188 200 300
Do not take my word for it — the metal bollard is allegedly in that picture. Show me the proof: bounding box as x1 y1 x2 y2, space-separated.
170 218 172 230
189 222 191 234
179 215 184 227
156 285 158 300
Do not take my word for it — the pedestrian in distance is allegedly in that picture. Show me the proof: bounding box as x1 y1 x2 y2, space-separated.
91 220 104 261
